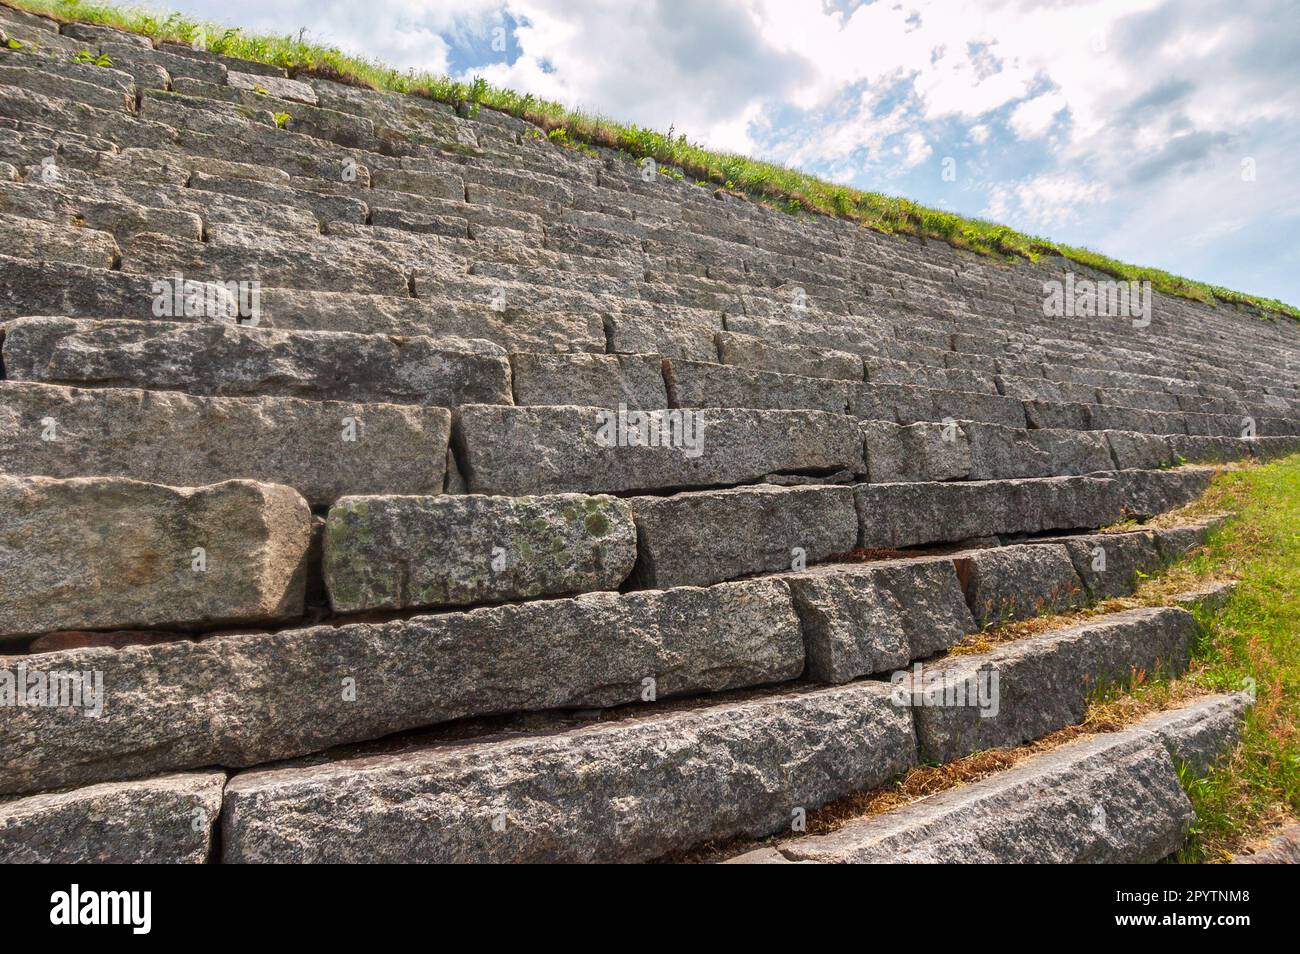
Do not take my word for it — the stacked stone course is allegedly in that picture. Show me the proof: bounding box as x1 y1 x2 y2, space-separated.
1 7 1295 862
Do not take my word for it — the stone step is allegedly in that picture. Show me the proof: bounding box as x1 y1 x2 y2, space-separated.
1 316 513 409
0 577 803 795
454 404 864 495
0 771 225 864
323 492 637 612
0 475 311 642
220 680 916 863
0 380 451 506
906 606 1195 762
730 692 1251 863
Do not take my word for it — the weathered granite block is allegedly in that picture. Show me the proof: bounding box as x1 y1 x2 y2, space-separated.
221 681 915 863
324 493 637 612
782 558 977 682
455 404 865 495
0 771 225 864
0 579 803 795
952 543 1085 626
905 607 1195 762
0 381 450 505
716 331 864 382
509 352 667 408
861 420 971 482
664 359 850 413
2 317 512 409
1029 531 1162 600
628 484 857 588
0 475 311 640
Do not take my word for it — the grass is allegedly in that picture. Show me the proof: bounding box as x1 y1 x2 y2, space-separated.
4 0 1299 320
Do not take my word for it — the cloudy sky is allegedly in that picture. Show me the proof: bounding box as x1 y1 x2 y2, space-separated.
163 0 1300 305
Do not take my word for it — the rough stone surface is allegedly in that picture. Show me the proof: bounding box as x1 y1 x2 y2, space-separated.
781 558 977 683
510 353 668 408
1030 530 1163 600
854 476 1124 549
0 771 224 864
862 420 971 482
906 607 1196 762
1116 467 1215 518
324 493 637 612
221 681 916 863
775 732 1191 863
953 543 1085 626
0 579 803 795
455 404 865 495
664 359 849 413
1 317 512 409
0 380 450 505
739 692 1248 863
0 475 311 640
628 485 857 588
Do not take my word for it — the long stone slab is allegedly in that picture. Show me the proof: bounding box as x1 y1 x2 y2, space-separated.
1 316 512 408
861 419 971 482
1115 467 1215 518
664 359 850 413
952 543 1085 626
964 422 1114 479
323 493 637 612
220 681 915 863
0 771 225 864
854 476 1124 549
455 404 865 495
1026 530 1163 600
781 558 977 683
0 381 450 505
628 485 857 588
0 578 803 795
731 692 1250 863
509 353 668 408
903 607 1195 762
0 475 311 640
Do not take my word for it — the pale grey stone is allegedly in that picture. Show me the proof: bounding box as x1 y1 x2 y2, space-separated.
510 353 667 408
2 317 512 409
757 692 1248 863
220 681 915 863
1028 531 1162 600
226 70 318 105
0 381 450 505
455 405 865 495
716 331 864 382
862 419 971 482
323 493 636 612
0 771 224 864
0 211 119 269
907 607 1195 762
953 543 1085 626
782 558 977 682
0 475 312 639
854 476 1124 549
628 484 858 588
0 579 802 795
664 359 850 413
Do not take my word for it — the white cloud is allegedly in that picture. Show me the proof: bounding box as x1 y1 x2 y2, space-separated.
1008 91 1067 140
